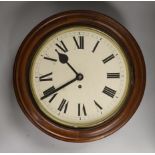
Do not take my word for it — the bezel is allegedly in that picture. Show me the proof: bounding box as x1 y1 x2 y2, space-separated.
13 10 146 142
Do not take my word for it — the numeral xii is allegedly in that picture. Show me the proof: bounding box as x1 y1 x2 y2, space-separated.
73 36 84 49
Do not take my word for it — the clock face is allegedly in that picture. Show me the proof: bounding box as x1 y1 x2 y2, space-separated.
29 26 130 128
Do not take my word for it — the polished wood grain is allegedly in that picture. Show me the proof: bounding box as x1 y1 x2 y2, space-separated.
13 10 146 142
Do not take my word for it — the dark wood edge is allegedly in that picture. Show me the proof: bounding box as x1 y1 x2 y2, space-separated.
13 10 146 142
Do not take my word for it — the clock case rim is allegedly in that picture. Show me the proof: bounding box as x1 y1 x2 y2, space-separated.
13 10 146 142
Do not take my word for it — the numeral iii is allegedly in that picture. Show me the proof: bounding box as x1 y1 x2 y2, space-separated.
107 73 120 78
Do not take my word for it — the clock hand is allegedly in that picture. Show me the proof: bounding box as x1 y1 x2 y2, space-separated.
66 62 78 75
56 51 79 75
41 73 84 100
56 50 68 64
41 76 77 100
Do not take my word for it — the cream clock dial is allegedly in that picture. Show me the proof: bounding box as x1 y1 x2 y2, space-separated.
30 26 130 128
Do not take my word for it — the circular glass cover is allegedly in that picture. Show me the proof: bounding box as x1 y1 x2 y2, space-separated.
29 26 130 128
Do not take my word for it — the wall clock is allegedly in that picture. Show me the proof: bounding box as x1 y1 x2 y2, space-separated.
13 10 146 142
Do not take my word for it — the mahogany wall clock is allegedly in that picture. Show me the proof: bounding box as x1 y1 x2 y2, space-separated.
13 10 146 142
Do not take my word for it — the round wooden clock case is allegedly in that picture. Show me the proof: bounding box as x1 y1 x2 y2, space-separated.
13 10 146 142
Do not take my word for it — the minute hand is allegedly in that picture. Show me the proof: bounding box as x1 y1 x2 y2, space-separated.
41 77 77 100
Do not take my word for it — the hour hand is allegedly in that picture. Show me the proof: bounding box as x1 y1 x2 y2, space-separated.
55 50 68 64
56 51 79 75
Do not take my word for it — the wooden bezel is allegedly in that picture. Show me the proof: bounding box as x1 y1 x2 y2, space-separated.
13 10 146 142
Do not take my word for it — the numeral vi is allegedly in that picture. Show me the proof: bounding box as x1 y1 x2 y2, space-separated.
78 103 87 116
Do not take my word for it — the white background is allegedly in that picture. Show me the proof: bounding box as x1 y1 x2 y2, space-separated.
0 1 155 152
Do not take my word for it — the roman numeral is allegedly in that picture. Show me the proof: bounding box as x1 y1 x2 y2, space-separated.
107 73 120 78
103 54 115 64
39 72 53 81
73 36 84 49
58 99 68 113
49 93 57 103
92 41 100 52
78 103 87 116
43 86 54 96
103 86 116 98
55 40 68 53
44 56 57 62
40 86 55 100
94 100 103 110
